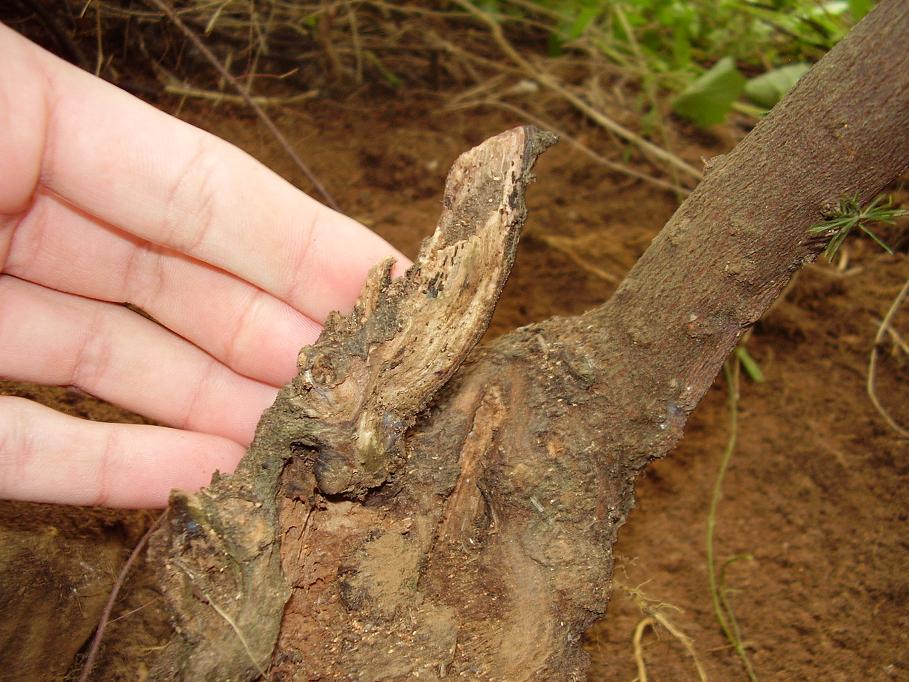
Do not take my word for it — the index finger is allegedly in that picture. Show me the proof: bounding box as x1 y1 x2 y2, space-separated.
0 24 409 322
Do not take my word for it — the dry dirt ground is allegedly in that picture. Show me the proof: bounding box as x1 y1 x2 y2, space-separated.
1 82 908 681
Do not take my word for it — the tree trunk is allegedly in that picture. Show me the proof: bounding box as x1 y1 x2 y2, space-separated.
146 1 909 679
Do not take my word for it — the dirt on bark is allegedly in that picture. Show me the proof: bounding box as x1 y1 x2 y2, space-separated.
0 86 907 680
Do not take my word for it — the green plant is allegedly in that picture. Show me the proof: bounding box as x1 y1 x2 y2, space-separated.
808 194 907 260
706 357 758 681
487 0 870 126
735 346 764 383
671 56 745 126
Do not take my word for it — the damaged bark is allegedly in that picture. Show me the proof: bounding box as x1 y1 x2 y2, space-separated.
147 1 909 679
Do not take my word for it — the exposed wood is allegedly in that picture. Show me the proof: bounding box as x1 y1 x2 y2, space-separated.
148 127 556 679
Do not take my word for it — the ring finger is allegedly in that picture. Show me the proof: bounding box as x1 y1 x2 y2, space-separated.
0 275 276 445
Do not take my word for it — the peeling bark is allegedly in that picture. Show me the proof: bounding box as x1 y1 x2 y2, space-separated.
148 1 909 679
148 127 558 679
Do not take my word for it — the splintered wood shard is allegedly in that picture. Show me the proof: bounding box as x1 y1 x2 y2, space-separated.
296 126 557 496
148 126 556 680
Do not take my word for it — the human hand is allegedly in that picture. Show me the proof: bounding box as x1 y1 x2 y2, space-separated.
0 24 410 508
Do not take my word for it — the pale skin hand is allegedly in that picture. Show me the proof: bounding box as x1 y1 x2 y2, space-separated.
0 25 410 508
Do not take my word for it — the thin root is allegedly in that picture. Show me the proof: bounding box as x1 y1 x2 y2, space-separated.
200 591 267 678
707 358 758 681
867 276 909 438
172 560 268 678
79 512 167 682
618 580 709 682
632 616 657 682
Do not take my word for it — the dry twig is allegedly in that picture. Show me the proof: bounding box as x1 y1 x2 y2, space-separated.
532 233 620 284
447 98 688 196
452 0 703 184
884 323 909 357
145 0 340 210
163 82 319 106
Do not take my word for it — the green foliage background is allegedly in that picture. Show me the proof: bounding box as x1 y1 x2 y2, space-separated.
481 0 873 125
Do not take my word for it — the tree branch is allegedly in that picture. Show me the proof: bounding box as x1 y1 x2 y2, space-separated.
574 0 909 469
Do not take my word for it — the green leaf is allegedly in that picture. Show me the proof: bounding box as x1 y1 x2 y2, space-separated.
671 57 745 126
848 0 873 19
859 226 894 255
566 5 599 40
745 63 812 108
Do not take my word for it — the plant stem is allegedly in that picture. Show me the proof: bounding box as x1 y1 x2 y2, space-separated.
707 358 758 681
612 3 684 201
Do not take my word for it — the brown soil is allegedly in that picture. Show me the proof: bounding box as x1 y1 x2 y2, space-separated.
2 78 908 682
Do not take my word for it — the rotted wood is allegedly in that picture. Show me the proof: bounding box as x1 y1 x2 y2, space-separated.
146 1 909 679
148 126 558 679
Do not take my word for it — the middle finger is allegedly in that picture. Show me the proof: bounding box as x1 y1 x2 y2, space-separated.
0 275 276 444
6 190 322 386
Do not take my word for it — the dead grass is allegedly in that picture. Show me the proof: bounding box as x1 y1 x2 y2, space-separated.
868 275 909 438
18 0 698 201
